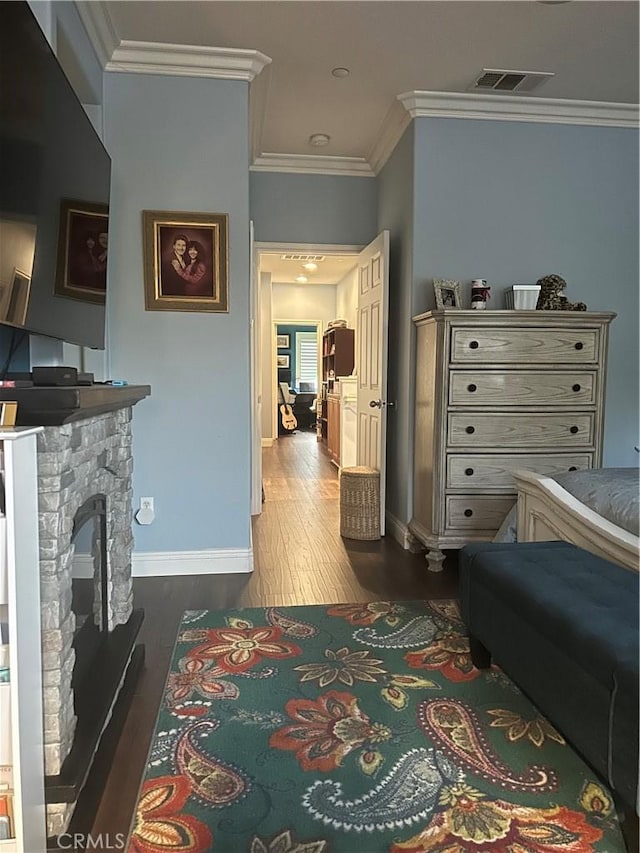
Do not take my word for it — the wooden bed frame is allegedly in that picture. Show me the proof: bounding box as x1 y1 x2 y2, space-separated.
513 469 640 573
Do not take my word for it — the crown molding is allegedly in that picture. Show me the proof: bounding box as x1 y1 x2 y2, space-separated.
250 62 273 163
368 99 412 175
74 1 119 67
106 40 271 81
251 153 375 177
398 90 639 128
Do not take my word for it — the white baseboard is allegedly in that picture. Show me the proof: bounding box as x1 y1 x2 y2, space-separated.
132 548 254 577
385 512 413 551
261 437 274 448
72 546 254 578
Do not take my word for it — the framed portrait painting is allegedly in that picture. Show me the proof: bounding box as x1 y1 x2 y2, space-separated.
142 210 229 312
276 334 290 348
55 199 109 304
277 354 290 369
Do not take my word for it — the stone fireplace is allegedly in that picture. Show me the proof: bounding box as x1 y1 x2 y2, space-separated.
2 384 150 839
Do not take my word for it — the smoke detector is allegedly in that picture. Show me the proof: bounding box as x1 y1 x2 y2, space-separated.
471 68 554 93
309 133 331 147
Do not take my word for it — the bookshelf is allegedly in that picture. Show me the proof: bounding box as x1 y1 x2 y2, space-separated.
322 327 355 394
320 328 354 454
0 428 46 852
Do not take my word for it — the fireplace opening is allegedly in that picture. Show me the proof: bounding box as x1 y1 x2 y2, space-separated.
71 494 109 690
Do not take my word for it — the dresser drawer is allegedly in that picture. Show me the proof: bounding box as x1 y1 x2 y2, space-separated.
445 495 515 531
451 328 599 364
448 412 594 448
447 452 593 489
449 371 596 407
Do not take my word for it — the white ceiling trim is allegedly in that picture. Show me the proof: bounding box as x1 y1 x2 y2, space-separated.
106 40 272 82
249 64 273 164
399 90 639 129
251 154 375 177
74 1 119 68
368 99 412 175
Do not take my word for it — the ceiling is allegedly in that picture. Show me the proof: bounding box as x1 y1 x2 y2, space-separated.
259 252 358 285
81 1 638 172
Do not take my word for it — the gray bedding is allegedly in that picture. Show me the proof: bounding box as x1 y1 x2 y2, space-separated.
493 467 640 543
553 467 639 536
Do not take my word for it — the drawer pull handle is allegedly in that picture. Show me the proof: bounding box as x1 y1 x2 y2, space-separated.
572 384 581 392
570 426 579 434
467 383 477 393
574 342 584 351
464 509 473 518
465 426 475 434
465 467 474 476
569 466 577 471
469 340 479 350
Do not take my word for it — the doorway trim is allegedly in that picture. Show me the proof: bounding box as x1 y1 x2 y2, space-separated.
251 240 364 440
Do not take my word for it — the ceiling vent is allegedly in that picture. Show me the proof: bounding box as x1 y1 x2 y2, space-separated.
471 69 554 93
280 254 325 262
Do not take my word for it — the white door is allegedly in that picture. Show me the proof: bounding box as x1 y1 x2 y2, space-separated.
356 230 389 535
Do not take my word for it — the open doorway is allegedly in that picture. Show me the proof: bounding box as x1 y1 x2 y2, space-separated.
251 235 389 535
273 320 321 437
256 245 360 448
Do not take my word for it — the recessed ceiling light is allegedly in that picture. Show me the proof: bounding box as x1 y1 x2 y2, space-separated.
302 262 318 272
332 67 350 78
295 275 308 283
309 133 330 147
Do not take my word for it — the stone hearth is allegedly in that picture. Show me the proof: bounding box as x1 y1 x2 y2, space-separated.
27 390 148 839
39 409 133 771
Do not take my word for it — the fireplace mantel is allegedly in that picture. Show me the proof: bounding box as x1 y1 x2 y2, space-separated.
0 384 150 425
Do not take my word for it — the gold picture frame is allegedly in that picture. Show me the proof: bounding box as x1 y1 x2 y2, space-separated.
0 402 18 427
433 279 462 309
55 199 109 304
142 210 229 312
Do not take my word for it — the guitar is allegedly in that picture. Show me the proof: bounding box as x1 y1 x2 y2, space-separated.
279 384 298 431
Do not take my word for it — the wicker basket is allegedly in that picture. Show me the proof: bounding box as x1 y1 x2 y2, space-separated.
340 466 380 540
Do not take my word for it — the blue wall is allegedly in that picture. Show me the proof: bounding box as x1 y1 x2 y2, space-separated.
412 117 639 469
104 73 252 553
377 125 416 526
276 324 316 389
250 171 377 245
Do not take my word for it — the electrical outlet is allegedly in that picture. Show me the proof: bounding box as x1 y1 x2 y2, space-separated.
140 497 154 512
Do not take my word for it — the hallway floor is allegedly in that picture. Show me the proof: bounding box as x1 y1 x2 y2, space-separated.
88 431 458 843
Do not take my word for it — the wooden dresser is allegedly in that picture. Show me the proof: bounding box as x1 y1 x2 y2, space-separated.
410 309 616 571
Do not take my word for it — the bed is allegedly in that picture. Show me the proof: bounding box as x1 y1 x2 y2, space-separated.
512 467 639 572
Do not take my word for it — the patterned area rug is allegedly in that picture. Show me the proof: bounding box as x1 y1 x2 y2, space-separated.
128 600 625 852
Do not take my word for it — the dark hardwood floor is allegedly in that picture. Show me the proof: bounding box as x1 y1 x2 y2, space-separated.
89 430 457 841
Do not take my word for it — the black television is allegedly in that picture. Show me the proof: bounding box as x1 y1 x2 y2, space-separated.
0 1 110 349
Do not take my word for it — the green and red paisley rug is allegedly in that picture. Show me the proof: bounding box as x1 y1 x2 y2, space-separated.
128 600 625 852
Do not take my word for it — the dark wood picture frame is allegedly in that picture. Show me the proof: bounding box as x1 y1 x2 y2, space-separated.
55 199 109 304
142 210 229 313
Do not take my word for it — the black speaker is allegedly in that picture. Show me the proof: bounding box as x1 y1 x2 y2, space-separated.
32 366 78 386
